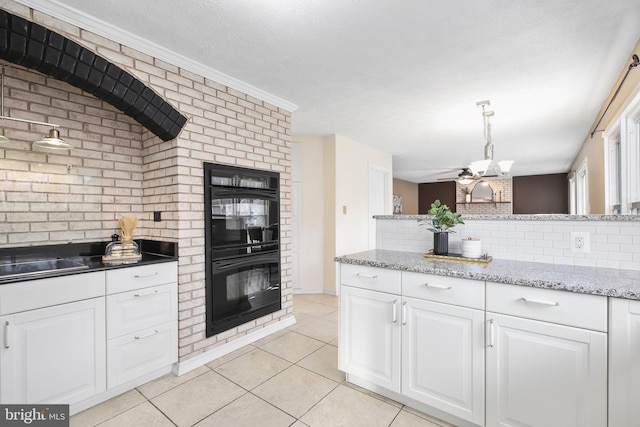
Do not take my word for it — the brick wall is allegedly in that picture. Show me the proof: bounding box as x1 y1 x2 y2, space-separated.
0 2 293 362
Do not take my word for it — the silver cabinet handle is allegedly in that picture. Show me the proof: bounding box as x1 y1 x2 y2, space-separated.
134 289 159 297
135 330 159 340
392 300 397 323
488 319 495 348
4 321 11 349
402 302 407 325
356 273 377 279
425 283 452 290
134 272 159 279
519 297 559 307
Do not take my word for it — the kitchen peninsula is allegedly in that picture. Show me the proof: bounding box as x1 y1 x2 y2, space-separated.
336 214 640 427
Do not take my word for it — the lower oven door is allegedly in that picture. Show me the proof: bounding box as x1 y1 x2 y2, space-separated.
207 251 281 336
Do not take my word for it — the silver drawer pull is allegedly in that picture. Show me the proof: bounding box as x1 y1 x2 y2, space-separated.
4 321 11 349
135 330 159 340
425 283 452 290
356 273 378 279
488 319 495 348
392 300 397 323
519 297 559 307
134 272 159 279
134 289 159 297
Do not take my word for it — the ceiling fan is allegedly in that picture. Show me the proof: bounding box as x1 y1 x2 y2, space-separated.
436 100 513 185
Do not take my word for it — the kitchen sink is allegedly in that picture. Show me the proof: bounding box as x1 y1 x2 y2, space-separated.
0 258 90 281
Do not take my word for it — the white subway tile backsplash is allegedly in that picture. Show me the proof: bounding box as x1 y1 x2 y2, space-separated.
377 217 640 271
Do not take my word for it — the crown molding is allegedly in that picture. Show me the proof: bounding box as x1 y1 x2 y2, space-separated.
12 0 299 112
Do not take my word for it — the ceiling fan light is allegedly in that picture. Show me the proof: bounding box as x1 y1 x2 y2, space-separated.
469 159 491 176
33 128 73 150
498 160 514 174
458 178 474 185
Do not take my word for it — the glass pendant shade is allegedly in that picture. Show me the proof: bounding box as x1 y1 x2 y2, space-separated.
498 160 514 174
33 128 73 150
469 159 492 176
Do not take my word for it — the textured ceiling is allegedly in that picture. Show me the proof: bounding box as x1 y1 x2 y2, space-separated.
14 0 640 182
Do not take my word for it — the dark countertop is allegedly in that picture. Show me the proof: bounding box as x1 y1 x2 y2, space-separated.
0 239 178 284
335 249 640 300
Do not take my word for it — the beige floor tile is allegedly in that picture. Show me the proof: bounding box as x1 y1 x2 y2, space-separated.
344 382 403 408
291 421 311 427
287 313 317 330
252 365 339 418
390 409 443 427
259 331 325 363
300 384 401 427
70 389 146 427
251 328 290 347
322 309 339 323
195 392 295 427
309 294 339 307
329 337 338 347
403 406 457 427
151 370 246 427
214 347 291 390
205 344 256 369
297 344 345 383
136 365 210 399
294 317 338 343
98 401 174 427
294 302 338 318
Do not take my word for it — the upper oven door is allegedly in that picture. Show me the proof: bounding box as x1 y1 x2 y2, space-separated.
205 163 280 255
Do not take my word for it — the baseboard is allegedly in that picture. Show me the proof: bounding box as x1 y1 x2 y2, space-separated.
292 288 337 296
172 315 297 376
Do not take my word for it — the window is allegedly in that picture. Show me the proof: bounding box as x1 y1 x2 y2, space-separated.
605 89 640 215
576 159 588 215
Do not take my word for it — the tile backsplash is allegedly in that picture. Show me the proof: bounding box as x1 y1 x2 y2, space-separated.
376 216 640 271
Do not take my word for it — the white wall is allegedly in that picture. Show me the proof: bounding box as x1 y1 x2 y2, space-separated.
294 134 393 293
334 134 393 257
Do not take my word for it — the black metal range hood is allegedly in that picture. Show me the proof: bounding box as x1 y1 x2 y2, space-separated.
0 9 187 141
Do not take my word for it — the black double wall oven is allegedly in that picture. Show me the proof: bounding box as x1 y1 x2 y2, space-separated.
204 163 281 337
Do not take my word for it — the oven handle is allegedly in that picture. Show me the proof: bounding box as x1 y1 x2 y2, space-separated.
214 253 278 271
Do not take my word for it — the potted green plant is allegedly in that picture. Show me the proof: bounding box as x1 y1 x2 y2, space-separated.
419 199 464 255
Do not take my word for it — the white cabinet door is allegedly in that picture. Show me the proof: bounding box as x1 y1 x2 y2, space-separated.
0 298 106 405
402 297 484 425
609 298 640 427
486 313 607 427
339 285 401 393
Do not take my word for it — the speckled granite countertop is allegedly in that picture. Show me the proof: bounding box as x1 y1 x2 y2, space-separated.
335 250 640 300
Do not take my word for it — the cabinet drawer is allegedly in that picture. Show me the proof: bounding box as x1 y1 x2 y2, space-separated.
340 264 401 294
486 282 607 332
106 320 177 388
106 283 177 339
106 262 177 294
402 272 484 310
0 271 105 316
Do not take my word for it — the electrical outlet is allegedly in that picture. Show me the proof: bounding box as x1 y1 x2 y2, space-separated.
570 232 590 253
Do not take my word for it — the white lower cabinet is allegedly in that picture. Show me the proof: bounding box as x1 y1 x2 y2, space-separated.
0 297 106 405
339 266 485 426
106 266 178 389
402 297 485 425
609 297 640 427
486 282 608 427
339 265 612 427
339 285 401 393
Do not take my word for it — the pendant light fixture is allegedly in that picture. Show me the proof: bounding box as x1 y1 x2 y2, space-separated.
0 65 72 150
469 100 512 177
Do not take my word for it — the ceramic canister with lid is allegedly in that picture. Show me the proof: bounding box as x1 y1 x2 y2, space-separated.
461 237 482 259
